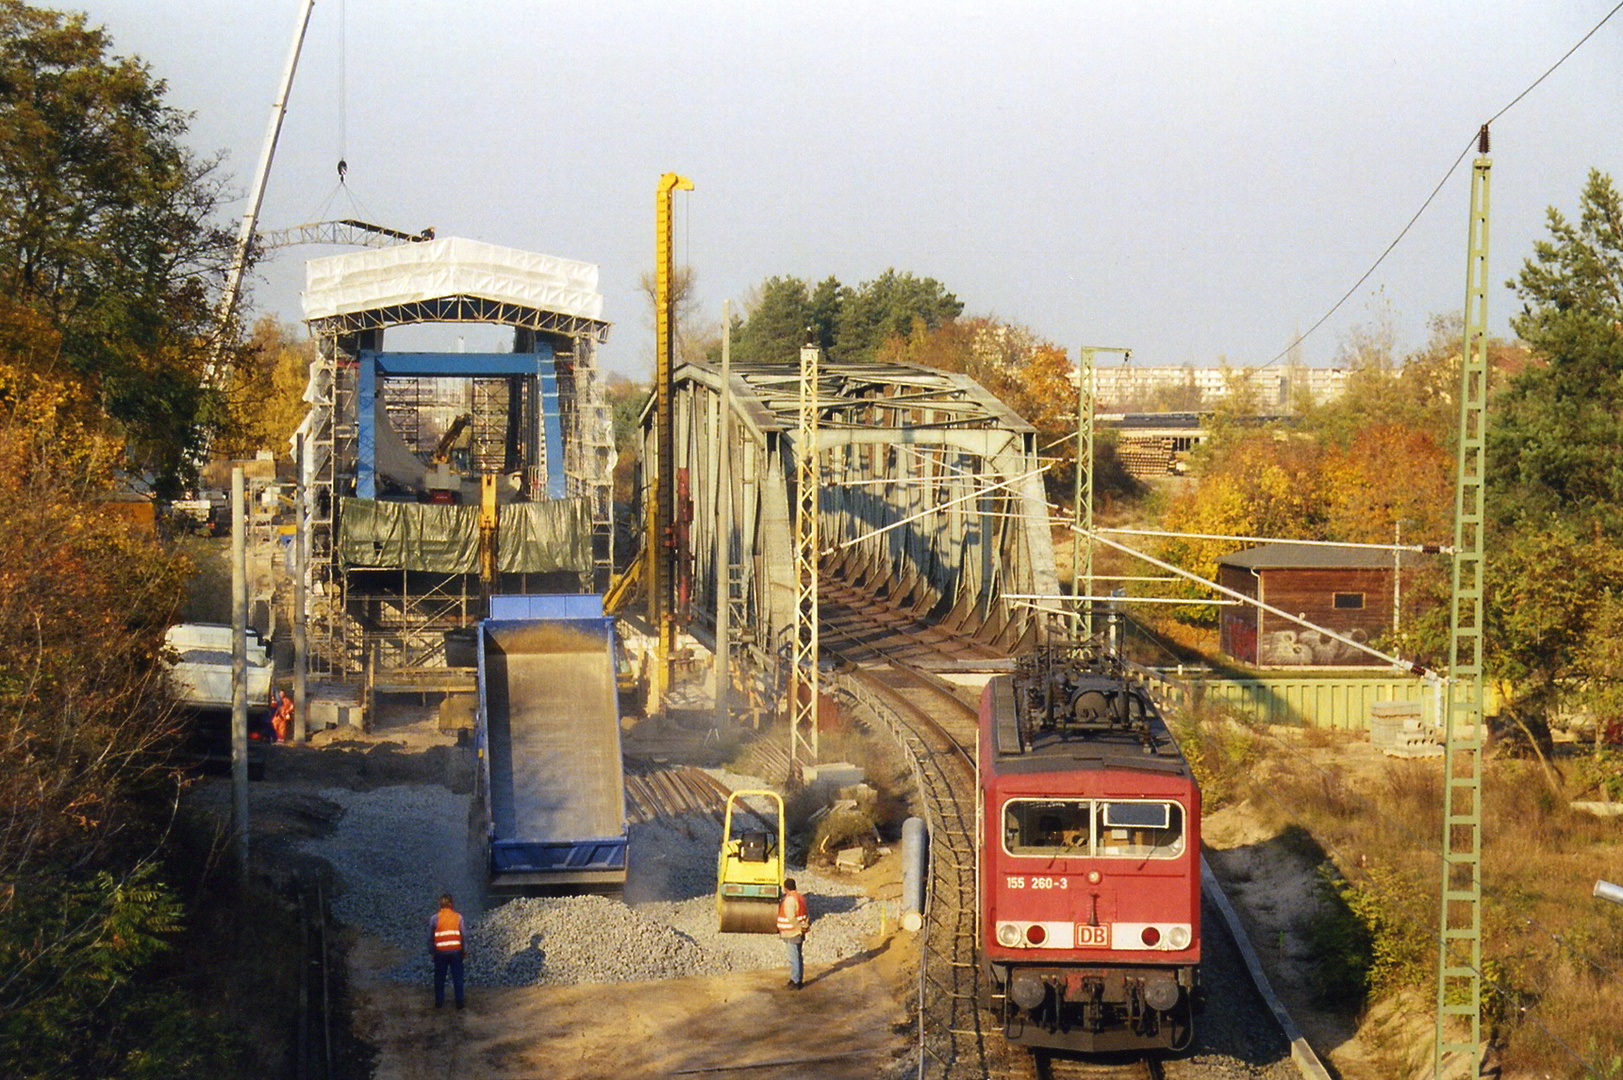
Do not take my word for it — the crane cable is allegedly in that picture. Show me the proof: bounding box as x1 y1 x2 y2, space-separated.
336 0 348 185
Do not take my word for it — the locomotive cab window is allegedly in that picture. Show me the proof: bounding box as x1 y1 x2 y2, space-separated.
1098 800 1184 857
1004 799 1094 855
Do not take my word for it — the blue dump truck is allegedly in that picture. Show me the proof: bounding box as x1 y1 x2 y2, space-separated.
474 595 628 889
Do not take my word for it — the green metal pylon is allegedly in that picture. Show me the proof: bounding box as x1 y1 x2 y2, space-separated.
1435 127 1491 1080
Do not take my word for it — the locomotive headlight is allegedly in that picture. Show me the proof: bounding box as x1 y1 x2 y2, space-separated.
1025 924 1048 946
1140 925 1162 947
996 922 1022 947
1168 925 1191 950
1086 870 1102 884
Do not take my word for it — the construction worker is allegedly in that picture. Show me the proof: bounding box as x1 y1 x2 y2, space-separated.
270 690 294 743
776 877 811 989
428 893 467 1009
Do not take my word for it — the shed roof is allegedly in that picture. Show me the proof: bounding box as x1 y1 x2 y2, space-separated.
1217 542 1429 571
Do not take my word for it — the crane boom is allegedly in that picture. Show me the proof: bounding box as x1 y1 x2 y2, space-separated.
214 0 316 360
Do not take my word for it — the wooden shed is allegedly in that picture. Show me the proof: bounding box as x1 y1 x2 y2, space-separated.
1216 542 1427 667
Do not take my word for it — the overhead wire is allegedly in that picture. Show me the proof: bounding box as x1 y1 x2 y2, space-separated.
1262 0 1623 369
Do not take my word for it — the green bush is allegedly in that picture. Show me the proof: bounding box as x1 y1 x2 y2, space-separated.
0 863 239 1079
1302 864 1375 1009
1303 861 1433 1010
1168 706 1263 811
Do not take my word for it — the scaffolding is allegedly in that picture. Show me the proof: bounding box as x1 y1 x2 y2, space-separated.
295 237 613 682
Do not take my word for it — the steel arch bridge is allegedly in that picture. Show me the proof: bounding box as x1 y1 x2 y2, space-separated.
638 355 1061 664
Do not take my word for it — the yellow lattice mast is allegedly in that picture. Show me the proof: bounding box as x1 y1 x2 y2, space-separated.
649 172 692 705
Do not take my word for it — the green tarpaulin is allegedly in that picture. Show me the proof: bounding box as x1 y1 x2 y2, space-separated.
338 497 591 578
497 499 592 575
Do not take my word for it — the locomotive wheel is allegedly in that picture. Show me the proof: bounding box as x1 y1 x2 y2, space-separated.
717 898 780 934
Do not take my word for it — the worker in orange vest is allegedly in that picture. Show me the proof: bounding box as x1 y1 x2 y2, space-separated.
270 690 294 743
776 877 811 989
428 893 467 1009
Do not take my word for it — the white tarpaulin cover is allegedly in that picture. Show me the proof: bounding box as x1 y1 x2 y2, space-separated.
302 236 603 322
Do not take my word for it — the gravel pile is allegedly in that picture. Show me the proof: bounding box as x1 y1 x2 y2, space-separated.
297 783 882 990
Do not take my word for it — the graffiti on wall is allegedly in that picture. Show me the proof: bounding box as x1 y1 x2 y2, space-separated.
1258 627 1369 666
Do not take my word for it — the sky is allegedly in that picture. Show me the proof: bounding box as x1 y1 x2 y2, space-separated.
71 0 1623 379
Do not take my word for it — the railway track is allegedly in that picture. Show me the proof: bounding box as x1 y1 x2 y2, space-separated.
1031 1053 1166 1080
298 880 336 1080
622 763 734 823
815 583 1286 1080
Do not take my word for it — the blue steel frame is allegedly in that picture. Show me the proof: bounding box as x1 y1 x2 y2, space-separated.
355 349 565 500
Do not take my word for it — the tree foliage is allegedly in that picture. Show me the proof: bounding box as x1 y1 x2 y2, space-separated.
1152 319 1461 634
0 336 213 1072
1481 169 1623 705
0 1 240 492
729 269 962 365
0 9 246 1070
209 316 313 465
0 411 203 1072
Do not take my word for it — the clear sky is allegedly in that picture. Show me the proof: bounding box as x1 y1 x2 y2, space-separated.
72 0 1623 378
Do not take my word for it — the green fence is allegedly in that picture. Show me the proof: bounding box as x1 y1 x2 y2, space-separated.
1147 670 1497 731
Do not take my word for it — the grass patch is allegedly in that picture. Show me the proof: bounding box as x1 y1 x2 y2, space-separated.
1168 704 1265 811
1230 720 1623 1077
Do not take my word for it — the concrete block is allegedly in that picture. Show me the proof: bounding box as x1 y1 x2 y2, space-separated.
802 761 865 789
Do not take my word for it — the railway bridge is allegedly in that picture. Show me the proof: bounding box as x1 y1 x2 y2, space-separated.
630 353 1062 673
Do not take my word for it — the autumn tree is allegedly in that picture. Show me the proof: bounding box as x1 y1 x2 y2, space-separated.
1150 314 1467 635
209 316 313 464
0 291 224 1076
0 8 242 1072
874 315 1135 503
0 1 239 492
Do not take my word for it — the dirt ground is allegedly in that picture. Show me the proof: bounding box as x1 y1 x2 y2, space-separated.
346 924 913 1080
288 701 917 1080
277 702 1457 1080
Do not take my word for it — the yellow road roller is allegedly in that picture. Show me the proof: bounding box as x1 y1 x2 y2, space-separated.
716 789 785 933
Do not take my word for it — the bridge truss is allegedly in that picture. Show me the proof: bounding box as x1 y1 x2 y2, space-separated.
642 356 1061 692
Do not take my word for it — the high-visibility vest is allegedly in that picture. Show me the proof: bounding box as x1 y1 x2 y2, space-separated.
433 908 464 952
776 891 808 936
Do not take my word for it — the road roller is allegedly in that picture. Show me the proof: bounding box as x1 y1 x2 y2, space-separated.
716 789 785 933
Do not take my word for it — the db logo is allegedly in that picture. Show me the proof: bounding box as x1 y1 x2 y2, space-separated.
1075 924 1109 947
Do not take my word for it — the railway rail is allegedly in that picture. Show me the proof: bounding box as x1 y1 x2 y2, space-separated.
298 880 336 1080
623 763 734 823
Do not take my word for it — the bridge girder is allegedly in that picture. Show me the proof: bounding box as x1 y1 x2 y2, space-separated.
645 357 1060 662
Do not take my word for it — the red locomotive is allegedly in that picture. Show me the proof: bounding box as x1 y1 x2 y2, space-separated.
979 647 1201 1053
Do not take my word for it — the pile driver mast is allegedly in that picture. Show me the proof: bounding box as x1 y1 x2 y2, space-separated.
648 172 693 705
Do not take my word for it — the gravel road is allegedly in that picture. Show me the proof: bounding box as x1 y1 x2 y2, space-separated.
295 781 882 991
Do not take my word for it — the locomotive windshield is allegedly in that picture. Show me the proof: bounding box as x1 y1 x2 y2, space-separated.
1003 798 1184 859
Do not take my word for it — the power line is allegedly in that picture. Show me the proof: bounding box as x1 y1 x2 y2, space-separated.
1264 0 1623 369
